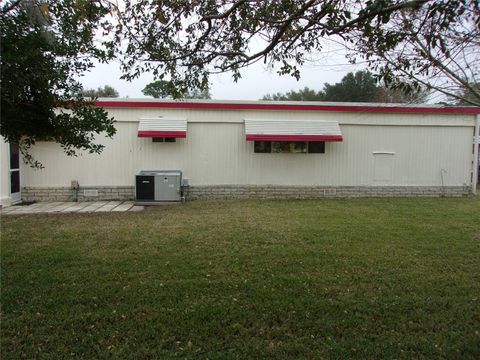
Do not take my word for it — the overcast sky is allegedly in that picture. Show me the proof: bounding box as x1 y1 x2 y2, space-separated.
79 50 365 100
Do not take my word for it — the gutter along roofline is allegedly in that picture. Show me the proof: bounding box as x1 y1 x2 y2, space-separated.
95 99 480 115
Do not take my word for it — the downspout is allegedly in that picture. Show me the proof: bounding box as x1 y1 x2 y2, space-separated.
473 114 479 195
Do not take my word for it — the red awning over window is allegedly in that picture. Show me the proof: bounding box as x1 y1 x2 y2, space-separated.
137 118 187 138
244 119 343 142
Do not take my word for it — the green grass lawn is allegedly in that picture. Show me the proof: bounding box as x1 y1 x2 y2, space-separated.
2 197 480 359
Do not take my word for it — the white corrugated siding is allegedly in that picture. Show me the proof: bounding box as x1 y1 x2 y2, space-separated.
21 108 474 187
244 119 342 136
138 118 187 132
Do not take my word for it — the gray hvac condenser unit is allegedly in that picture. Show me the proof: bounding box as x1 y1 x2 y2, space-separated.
135 170 182 202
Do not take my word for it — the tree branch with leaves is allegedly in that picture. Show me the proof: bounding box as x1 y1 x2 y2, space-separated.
1 0 117 167
112 0 430 96
348 1 480 106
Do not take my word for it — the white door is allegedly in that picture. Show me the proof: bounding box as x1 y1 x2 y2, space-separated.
9 143 21 204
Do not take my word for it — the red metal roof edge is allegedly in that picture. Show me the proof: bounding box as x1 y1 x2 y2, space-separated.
95 100 480 115
246 134 343 142
138 131 187 138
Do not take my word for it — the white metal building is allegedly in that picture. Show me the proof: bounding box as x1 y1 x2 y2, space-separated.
1 99 479 205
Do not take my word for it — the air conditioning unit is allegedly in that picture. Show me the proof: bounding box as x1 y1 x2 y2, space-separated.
135 170 182 202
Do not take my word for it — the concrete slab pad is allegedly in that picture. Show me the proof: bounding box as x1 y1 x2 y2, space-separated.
2 201 144 215
3 201 71 214
94 201 122 212
44 203 75 213
9 207 43 214
22 209 47 214
18 202 44 209
78 201 109 213
3 210 22 215
62 202 91 212
34 202 64 209
129 205 145 212
111 201 134 212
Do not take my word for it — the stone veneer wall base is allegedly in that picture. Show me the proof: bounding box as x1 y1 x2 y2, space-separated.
187 185 471 199
22 186 135 202
22 185 472 202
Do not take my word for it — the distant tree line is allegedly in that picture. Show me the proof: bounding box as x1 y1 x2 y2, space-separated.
81 85 119 98
262 71 429 103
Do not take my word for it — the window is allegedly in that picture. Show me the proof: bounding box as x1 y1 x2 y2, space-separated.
308 141 325 153
254 141 271 153
152 137 176 143
254 141 325 154
272 141 307 153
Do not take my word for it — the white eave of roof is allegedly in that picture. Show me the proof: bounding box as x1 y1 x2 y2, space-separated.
97 97 451 109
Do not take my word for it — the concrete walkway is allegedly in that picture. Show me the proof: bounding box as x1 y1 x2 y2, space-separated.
1 201 144 215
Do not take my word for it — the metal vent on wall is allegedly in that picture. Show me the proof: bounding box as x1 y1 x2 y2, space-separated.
84 189 98 197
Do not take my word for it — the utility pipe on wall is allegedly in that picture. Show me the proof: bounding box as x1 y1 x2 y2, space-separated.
473 114 479 195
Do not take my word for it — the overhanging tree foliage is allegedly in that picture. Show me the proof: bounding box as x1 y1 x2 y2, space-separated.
112 1 478 105
349 1 480 106
113 0 431 97
0 1 116 167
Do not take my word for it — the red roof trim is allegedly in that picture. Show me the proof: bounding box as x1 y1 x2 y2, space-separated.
138 131 186 138
246 134 343 142
96 101 480 115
